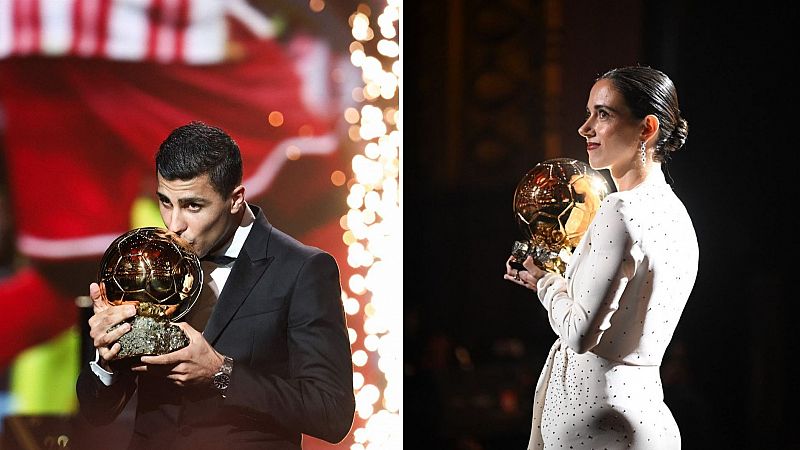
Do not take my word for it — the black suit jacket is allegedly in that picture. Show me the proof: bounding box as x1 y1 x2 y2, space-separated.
77 206 355 449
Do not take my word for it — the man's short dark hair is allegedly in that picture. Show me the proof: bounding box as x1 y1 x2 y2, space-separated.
155 121 243 196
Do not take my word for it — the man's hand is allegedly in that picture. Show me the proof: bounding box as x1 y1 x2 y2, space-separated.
134 322 224 387
87 282 136 368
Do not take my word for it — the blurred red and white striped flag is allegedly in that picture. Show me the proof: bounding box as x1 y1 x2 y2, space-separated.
0 0 277 63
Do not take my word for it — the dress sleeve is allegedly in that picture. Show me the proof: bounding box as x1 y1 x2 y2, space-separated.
535 196 638 353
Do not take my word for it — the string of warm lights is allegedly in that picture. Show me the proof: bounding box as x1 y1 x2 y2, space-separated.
339 1 401 449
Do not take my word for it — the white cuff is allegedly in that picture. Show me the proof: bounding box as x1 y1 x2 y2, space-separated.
89 350 117 386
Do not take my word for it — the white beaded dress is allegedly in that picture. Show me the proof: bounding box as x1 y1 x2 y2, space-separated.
527 169 698 449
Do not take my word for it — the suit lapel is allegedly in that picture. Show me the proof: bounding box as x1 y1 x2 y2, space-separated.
202 206 274 345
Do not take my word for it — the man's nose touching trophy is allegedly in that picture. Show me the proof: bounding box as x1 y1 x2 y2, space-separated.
98 227 203 358
511 158 612 275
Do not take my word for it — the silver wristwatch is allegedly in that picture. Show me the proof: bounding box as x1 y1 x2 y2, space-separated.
212 355 234 397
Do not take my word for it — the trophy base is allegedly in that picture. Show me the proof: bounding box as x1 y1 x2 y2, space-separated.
536 248 572 275
510 240 531 271
510 240 569 275
110 315 189 359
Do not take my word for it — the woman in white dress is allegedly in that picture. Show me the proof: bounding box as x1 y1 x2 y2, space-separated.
505 66 698 449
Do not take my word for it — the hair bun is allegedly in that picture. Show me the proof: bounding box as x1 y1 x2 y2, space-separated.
664 117 689 153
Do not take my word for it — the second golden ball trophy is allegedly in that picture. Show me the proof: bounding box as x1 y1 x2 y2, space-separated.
511 158 612 275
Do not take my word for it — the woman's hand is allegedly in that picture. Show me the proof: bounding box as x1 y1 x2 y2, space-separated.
504 255 548 291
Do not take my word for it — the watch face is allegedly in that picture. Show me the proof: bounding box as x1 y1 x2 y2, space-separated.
213 373 231 390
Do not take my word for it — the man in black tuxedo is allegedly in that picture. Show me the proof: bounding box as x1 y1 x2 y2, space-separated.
76 121 355 449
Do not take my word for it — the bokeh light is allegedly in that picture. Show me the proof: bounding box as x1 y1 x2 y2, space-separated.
340 1 401 448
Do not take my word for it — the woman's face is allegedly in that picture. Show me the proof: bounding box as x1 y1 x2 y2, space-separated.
578 79 643 172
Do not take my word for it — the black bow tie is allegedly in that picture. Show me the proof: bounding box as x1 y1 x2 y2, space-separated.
201 254 237 265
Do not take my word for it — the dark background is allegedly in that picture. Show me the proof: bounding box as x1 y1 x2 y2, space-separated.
404 1 794 449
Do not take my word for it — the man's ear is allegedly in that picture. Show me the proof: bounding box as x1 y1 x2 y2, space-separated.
230 185 246 213
641 114 660 144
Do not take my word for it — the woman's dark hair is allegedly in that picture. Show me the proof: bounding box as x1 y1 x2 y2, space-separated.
599 66 689 162
155 121 243 196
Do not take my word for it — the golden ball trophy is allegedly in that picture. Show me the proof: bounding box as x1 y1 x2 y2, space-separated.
97 227 202 358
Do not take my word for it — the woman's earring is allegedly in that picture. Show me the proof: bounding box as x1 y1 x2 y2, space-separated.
640 141 647 165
